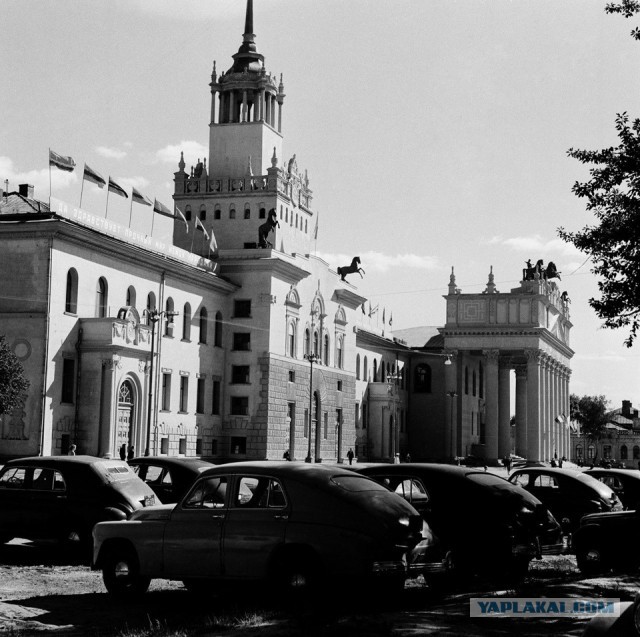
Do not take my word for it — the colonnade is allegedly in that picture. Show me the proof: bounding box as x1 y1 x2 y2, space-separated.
211 87 283 131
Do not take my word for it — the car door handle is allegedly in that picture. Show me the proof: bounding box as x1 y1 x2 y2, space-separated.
273 514 289 520
211 514 226 519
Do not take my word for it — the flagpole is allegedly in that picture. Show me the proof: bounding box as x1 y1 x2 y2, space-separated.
128 195 133 229
79 165 85 208
105 180 110 219
48 148 52 203
150 208 155 237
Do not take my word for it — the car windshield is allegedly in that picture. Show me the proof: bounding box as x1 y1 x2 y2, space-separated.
331 475 390 492
467 472 541 505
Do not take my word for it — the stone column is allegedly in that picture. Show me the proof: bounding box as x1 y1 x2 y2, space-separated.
242 90 248 122
278 101 283 132
210 89 217 124
444 349 458 460
565 368 572 459
483 349 500 461
543 356 552 461
229 91 236 123
498 362 511 458
525 349 542 462
514 365 527 457
260 89 266 121
99 357 119 458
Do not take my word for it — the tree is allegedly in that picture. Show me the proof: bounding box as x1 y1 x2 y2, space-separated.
0 335 29 415
570 394 610 441
558 3 640 346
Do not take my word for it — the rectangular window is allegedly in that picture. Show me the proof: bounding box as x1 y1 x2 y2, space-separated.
212 439 218 455
355 402 360 428
337 380 343 391
231 365 250 384
244 208 250 219
231 436 246 454
234 299 251 318
304 409 309 437
179 437 187 455
179 376 189 412
61 358 75 403
160 437 169 454
196 378 205 414
362 403 367 430
212 380 221 415
231 396 249 416
288 370 295 383
233 332 251 351
196 438 202 455
214 209 221 220
323 412 328 439
60 434 70 455
162 373 171 411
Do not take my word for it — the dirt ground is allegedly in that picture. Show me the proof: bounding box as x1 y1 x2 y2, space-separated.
0 539 637 637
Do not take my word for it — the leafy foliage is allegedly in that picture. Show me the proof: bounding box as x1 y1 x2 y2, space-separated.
559 113 640 346
0 335 29 415
569 393 610 441
605 1 640 39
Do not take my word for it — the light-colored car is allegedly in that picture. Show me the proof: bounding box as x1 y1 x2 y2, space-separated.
92 462 423 598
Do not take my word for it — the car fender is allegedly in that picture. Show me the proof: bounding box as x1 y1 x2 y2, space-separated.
582 601 633 636
573 523 603 550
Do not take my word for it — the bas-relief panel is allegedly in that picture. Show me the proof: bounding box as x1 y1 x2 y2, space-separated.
519 300 530 323
458 300 488 323
497 299 507 324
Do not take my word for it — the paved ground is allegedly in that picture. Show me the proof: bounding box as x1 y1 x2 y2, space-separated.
0 541 637 636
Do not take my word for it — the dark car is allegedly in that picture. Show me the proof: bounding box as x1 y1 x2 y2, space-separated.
584 468 640 510
580 596 640 637
92 462 424 599
0 456 158 551
128 457 214 503
352 463 564 583
508 467 622 534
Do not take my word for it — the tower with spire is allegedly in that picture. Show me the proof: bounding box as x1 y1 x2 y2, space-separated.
173 0 313 256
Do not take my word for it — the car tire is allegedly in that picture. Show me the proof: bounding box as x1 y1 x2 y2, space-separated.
273 550 322 600
576 545 607 576
102 547 150 599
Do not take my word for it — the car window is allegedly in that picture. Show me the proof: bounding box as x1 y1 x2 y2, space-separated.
183 476 228 509
510 473 529 488
370 475 429 503
599 476 623 492
235 477 287 508
161 471 173 486
144 466 164 483
0 467 28 488
32 468 57 491
532 475 559 489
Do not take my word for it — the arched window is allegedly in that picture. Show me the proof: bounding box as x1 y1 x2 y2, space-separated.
165 297 174 336
464 367 469 395
96 277 108 318
259 207 266 219
336 336 344 369
244 205 251 219
304 328 311 357
146 292 156 325
575 444 583 459
183 303 191 341
588 444 596 459
214 205 221 220
381 361 386 382
323 334 330 366
313 330 319 357
287 321 296 357
373 359 378 382
126 285 136 308
214 311 223 347
479 362 484 398
414 364 432 393
356 354 361 380
472 370 477 396
185 205 192 221
65 268 78 314
634 446 640 460
199 307 208 344
621 445 628 460
363 356 368 381
199 205 206 221
229 205 236 219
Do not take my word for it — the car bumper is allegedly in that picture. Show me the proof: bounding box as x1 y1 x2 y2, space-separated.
371 560 408 576
541 540 566 555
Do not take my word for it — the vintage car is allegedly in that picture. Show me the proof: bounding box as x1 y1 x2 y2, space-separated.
508 467 622 533
128 456 214 504
0 456 157 551
92 462 424 598
352 463 564 583
584 468 640 511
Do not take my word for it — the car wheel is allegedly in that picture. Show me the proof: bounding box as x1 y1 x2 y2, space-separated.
102 548 150 599
576 545 607 576
274 550 322 600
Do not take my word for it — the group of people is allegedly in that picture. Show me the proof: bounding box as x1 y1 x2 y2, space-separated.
282 448 412 465
119 443 135 461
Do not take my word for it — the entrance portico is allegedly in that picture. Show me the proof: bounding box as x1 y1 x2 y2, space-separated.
442 266 573 463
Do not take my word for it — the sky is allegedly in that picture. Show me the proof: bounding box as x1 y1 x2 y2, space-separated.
2 0 640 408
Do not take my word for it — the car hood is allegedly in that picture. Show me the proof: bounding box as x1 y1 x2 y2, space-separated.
581 509 638 525
128 504 175 521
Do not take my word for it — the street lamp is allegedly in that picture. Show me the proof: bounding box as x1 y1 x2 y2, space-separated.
305 308 320 463
387 367 401 462
144 308 178 457
446 390 457 461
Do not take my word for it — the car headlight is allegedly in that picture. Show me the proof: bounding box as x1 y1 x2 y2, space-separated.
398 516 410 527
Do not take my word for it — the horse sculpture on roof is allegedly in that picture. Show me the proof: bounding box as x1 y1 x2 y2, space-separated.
522 259 561 282
258 209 280 248
337 256 365 282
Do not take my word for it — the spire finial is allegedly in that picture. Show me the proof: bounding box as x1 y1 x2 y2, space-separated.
271 146 278 168
448 266 457 295
484 265 497 294
244 0 254 38
178 150 185 172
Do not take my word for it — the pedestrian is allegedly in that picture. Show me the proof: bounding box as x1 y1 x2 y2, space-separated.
283 449 291 461
68 444 76 456
503 455 511 473
127 445 134 461
347 448 354 465
558 456 564 469
405 453 412 463
119 443 126 460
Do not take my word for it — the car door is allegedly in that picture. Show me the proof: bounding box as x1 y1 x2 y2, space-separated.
163 475 229 578
29 467 68 539
222 475 289 579
0 466 33 536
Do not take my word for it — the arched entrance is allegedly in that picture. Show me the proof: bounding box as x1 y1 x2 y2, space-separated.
116 380 135 456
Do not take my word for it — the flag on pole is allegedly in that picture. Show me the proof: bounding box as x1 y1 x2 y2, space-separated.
108 177 128 199
153 198 174 217
313 214 319 240
389 312 393 327
195 216 209 239
209 227 218 257
132 187 152 206
382 308 386 324
49 149 76 172
83 164 106 188
175 206 189 232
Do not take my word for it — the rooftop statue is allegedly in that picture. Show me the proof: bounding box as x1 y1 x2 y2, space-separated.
258 209 279 248
337 256 365 282
522 259 562 282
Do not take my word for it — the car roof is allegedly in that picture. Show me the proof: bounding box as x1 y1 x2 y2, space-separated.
511 466 616 490
585 468 640 478
352 462 496 479
129 457 213 471
199 461 370 482
4 455 127 468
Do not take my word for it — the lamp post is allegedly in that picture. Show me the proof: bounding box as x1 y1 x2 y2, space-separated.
387 368 401 462
305 308 319 463
144 308 177 457
446 390 457 461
